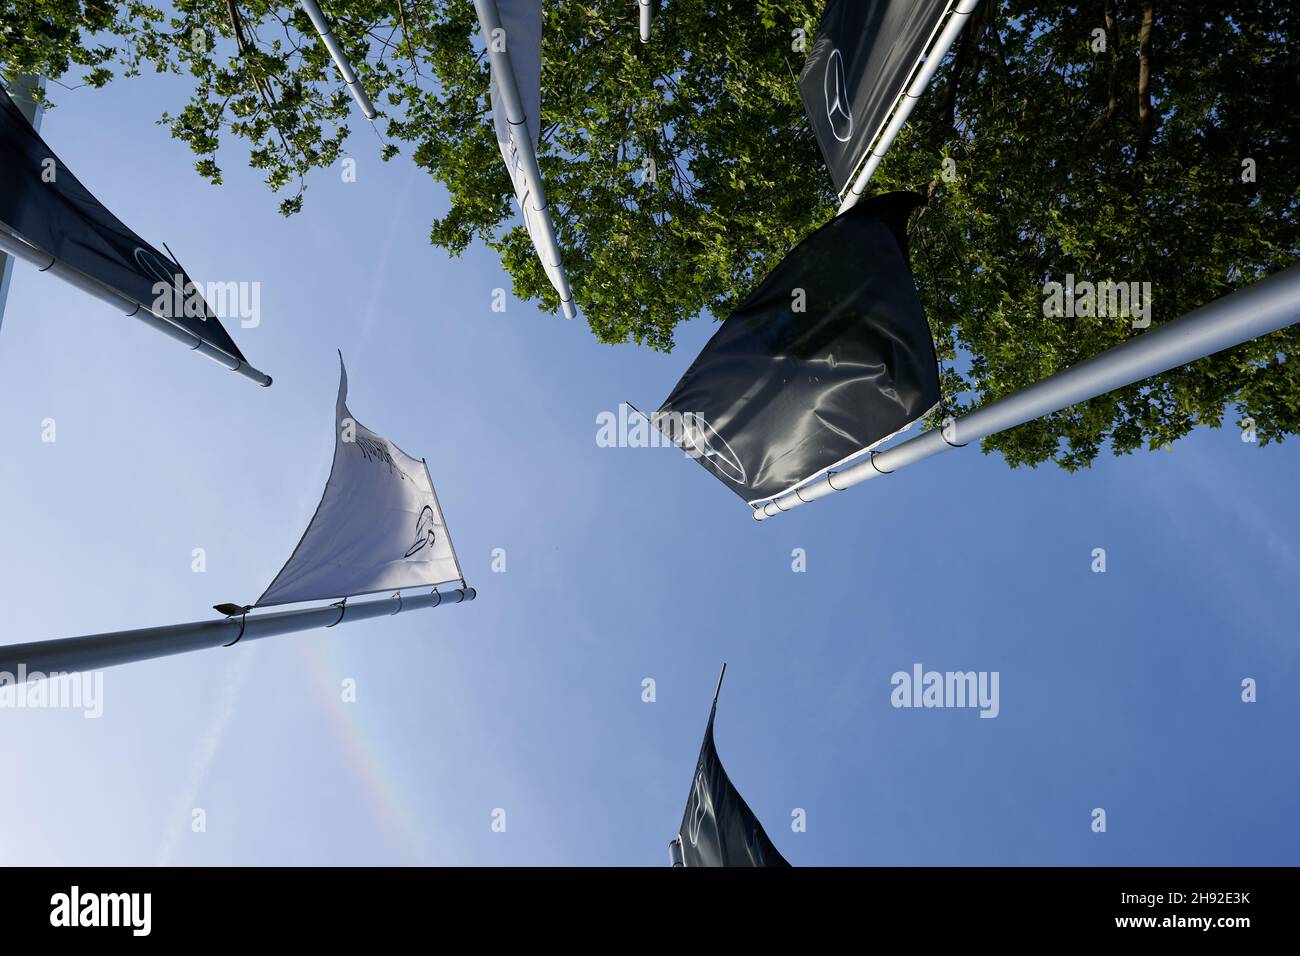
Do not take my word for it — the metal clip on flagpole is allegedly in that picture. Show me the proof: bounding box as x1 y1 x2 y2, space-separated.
754 263 1300 520
0 223 272 386
0 586 477 677
221 608 250 647
838 0 981 214
472 0 578 320
299 0 378 120
327 597 348 627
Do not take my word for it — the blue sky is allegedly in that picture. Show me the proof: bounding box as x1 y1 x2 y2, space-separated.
0 69 1296 866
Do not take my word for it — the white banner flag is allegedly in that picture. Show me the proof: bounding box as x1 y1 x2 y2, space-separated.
488 0 571 304
256 356 463 607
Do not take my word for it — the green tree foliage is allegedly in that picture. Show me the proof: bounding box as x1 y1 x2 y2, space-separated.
881 1 1300 467
4 0 1296 467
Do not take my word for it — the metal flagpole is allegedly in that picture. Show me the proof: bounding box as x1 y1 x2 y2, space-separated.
0 73 44 338
472 0 578 320
0 224 272 386
838 0 981 214
638 0 653 43
299 0 378 120
754 263 1300 520
0 586 476 677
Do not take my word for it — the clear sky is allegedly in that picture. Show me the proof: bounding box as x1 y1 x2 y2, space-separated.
0 69 1295 867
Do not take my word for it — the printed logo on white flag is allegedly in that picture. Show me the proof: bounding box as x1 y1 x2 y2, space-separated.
255 355 462 607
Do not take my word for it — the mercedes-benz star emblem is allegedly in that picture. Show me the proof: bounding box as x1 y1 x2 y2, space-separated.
683 414 747 486
686 769 709 846
825 48 853 143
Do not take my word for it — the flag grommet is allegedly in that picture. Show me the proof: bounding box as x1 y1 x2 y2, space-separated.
391 592 403 616
869 451 894 475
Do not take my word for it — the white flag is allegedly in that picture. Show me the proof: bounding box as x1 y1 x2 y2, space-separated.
256 356 463 607
488 0 571 307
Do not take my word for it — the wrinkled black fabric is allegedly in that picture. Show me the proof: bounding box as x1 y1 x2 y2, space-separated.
799 0 952 193
678 708 790 867
0 87 246 360
657 191 939 503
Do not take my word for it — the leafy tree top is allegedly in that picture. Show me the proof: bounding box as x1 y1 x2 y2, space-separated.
4 0 1296 467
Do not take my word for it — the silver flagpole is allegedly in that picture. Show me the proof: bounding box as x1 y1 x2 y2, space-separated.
0 586 476 677
754 264 1300 520
668 837 684 866
639 0 653 43
0 73 44 338
472 0 578 319
838 0 980 214
0 224 272 386
299 0 378 120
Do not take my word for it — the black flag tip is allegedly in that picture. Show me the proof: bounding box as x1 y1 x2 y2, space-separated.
213 603 252 617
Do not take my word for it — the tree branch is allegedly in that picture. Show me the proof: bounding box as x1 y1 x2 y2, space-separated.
1136 1 1156 159
941 0 989 134
395 0 422 77
226 0 295 159
1086 0 1119 136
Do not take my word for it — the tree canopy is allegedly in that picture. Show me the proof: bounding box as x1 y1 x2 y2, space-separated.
4 0 1297 468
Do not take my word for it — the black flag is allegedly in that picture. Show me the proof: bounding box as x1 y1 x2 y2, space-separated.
799 0 953 194
0 85 248 362
677 704 789 868
655 191 939 504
